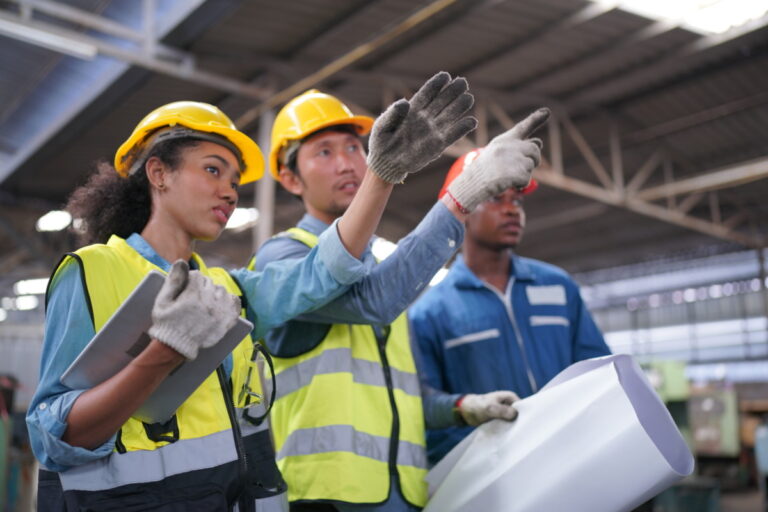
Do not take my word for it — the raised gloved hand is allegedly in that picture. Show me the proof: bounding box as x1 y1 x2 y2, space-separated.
446 108 550 213
367 71 478 184
457 391 520 427
148 260 241 361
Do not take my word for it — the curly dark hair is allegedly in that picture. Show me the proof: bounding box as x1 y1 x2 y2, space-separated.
67 138 200 245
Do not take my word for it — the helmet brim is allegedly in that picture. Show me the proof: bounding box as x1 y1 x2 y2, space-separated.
115 119 264 184
268 115 373 180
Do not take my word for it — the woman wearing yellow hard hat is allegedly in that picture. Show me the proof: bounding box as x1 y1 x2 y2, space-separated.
26 95 440 511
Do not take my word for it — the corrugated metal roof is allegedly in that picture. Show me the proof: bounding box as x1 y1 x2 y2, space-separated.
0 0 766 283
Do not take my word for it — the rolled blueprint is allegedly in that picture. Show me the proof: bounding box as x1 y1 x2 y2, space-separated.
425 354 694 512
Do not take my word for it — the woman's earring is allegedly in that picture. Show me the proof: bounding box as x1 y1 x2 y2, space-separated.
157 183 165 190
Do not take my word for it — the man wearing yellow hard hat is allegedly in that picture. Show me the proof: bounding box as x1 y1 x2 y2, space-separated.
252 72 550 511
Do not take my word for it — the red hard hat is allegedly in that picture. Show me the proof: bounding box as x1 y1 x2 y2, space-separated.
438 148 538 199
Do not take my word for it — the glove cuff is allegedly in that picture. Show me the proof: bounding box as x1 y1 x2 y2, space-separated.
446 171 486 213
366 154 407 184
148 325 197 360
453 395 469 426
445 190 471 215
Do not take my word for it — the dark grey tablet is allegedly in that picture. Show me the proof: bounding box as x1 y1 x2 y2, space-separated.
61 270 253 423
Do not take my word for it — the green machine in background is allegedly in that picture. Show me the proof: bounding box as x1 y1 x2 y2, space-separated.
688 386 741 458
642 360 722 512
643 360 693 448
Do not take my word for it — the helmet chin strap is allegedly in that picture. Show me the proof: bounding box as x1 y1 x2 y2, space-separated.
125 126 244 177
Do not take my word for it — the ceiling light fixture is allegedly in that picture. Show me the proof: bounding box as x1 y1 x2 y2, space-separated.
14 278 49 295
592 0 768 34
36 210 72 232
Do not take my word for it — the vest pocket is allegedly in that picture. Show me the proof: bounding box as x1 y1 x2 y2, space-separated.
78 483 228 511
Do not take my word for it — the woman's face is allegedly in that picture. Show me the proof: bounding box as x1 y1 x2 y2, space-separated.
159 140 242 242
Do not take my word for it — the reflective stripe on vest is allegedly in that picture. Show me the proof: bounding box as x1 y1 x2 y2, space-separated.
55 235 259 493
277 425 427 470
274 347 421 399
59 429 238 491
267 228 428 507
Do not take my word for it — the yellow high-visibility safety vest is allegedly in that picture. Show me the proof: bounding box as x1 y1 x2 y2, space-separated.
49 235 266 506
264 228 428 506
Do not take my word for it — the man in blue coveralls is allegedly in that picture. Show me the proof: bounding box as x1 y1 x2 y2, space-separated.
409 148 611 465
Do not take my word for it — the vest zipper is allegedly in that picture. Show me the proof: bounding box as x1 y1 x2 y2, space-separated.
217 365 249 508
374 325 400 482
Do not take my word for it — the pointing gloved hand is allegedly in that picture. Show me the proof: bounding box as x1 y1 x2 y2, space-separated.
457 391 520 427
367 71 478 184
446 107 550 213
148 260 241 361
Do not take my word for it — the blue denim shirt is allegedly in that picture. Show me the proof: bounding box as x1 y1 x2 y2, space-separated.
27 224 368 472
255 202 464 432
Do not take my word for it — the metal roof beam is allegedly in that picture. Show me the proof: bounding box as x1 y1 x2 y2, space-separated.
300 66 764 248
624 91 768 144
0 0 249 187
9 0 186 61
491 109 767 248
636 157 768 201
0 11 270 100
527 203 609 233
534 165 760 247
626 149 664 194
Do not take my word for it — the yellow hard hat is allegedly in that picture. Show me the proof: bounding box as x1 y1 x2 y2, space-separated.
269 90 374 179
114 101 264 184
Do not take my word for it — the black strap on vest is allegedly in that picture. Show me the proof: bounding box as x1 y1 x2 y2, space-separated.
241 342 276 426
227 273 277 426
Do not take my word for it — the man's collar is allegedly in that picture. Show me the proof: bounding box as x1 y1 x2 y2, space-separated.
452 252 535 289
296 213 332 236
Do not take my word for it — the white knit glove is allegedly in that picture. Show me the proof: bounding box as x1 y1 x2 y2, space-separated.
148 260 241 361
367 71 477 184
447 108 550 213
458 391 520 427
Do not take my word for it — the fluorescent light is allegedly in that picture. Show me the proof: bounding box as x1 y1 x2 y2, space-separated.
225 208 259 230
1 295 39 311
371 237 397 261
36 210 72 232
0 18 97 59
592 0 768 34
0 309 6 322
14 295 39 311
14 278 49 295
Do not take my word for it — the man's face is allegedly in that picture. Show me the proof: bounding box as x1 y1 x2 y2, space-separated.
465 188 526 250
280 130 367 224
